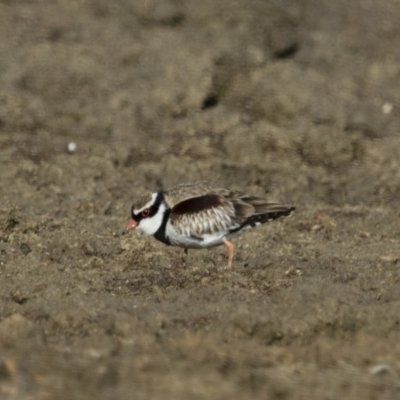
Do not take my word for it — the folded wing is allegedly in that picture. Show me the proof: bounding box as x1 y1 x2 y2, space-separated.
169 191 295 237
170 193 236 236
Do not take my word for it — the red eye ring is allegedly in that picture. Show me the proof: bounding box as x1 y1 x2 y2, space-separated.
141 208 150 218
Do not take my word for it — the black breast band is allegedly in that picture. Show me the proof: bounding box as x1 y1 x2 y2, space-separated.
153 192 172 246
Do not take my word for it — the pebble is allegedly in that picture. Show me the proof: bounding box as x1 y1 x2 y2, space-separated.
67 142 77 153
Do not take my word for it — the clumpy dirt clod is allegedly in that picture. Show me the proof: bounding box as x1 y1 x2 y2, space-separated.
1 0 400 399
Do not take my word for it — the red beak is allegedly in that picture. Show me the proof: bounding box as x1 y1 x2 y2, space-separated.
125 220 138 232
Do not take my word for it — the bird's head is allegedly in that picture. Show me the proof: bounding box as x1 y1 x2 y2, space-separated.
124 192 167 236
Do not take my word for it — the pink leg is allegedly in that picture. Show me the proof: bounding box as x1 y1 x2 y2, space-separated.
223 239 235 268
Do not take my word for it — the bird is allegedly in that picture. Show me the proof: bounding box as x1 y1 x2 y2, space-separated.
124 181 295 268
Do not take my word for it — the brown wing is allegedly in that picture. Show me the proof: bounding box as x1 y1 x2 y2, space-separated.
169 193 236 236
163 181 224 208
224 190 295 224
167 183 295 236
172 194 224 215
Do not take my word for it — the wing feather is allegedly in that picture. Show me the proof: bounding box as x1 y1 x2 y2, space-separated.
165 183 295 237
170 193 235 236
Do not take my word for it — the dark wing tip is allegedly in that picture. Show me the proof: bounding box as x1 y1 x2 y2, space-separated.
261 206 295 222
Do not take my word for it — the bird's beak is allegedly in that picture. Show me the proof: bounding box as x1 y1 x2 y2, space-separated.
122 219 138 235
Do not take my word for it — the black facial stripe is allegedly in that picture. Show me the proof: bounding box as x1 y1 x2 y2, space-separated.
131 206 140 221
131 192 164 221
149 192 163 217
152 191 171 245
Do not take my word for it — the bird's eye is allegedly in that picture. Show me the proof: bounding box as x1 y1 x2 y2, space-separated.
141 208 150 218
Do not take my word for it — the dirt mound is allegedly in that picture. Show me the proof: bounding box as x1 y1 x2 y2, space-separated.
1 0 400 399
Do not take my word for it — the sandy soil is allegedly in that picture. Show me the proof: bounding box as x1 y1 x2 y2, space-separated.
1 0 400 399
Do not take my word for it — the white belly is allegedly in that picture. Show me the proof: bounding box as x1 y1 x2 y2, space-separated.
165 221 249 249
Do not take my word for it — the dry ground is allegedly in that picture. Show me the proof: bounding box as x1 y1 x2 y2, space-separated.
1 0 400 399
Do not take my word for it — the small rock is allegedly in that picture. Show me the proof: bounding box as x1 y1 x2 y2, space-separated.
382 102 393 115
0 357 16 380
369 364 396 376
0 314 35 345
67 141 77 152
19 243 31 255
380 256 398 263
33 283 48 293
10 290 28 304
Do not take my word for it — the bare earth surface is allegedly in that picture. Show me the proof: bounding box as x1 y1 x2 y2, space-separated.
1 1 400 399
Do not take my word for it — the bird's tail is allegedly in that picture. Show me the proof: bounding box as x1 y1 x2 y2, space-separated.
258 205 295 223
